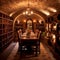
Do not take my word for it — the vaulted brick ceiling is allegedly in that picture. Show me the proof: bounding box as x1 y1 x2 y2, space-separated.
0 0 60 19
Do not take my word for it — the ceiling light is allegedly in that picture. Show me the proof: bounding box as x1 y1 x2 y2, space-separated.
26 11 29 14
9 12 15 17
22 0 34 16
31 11 33 14
48 7 57 12
22 10 34 15
40 9 50 16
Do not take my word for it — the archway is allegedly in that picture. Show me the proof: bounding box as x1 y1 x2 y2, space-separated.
13 12 45 41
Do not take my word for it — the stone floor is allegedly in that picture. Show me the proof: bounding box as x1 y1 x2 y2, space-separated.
0 42 56 60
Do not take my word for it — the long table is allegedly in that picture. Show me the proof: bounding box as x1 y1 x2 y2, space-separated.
18 32 40 56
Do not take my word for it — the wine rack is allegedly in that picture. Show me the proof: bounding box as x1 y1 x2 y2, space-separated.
0 12 13 52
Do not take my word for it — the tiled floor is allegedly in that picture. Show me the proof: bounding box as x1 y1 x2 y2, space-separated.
0 42 56 60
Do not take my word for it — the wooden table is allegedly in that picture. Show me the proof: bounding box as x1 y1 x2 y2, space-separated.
18 33 40 56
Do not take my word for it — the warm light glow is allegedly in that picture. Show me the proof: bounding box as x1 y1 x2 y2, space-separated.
40 9 50 16
22 9 34 15
10 13 13 17
52 34 56 44
53 39 56 44
9 12 15 17
23 19 26 23
27 20 32 23
17 20 20 24
52 34 56 39
39 20 41 24
53 25 56 30
26 11 29 14
48 7 57 12
31 11 33 14
33 19 36 22
23 12 25 15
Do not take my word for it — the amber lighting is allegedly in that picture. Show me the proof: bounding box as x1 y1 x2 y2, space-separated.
53 39 56 44
52 34 55 39
53 23 57 30
22 0 34 16
31 11 33 14
39 20 42 24
53 25 56 30
23 12 25 15
47 7 57 12
9 12 15 17
23 19 26 23
22 10 34 15
26 10 29 14
9 13 13 17
40 9 50 16
27 20 32 23
17 20 20 24
33 19 36 23
52 34 56 44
